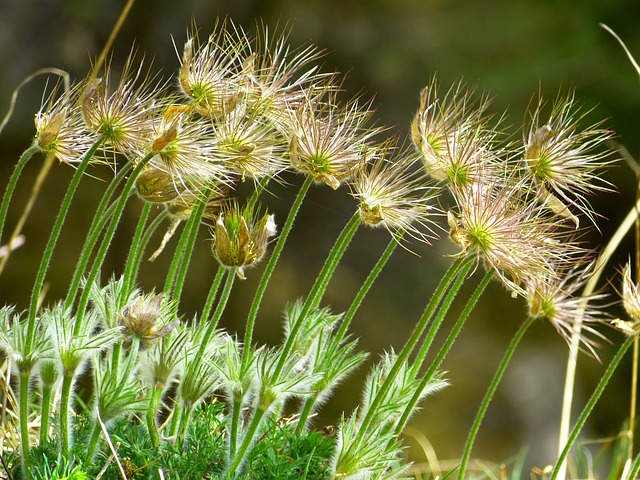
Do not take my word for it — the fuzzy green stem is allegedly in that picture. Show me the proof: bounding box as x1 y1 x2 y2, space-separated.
458 315 536 480
72 156 151 336
228 404 269 473
0 143 39 246
146 385 164 448
59 372 75 460
335 233 400 345
168 402 182 438
358 256 473 437
200 266 225 326
85 421 103 462
552 334 635 480
18 369 32 479
229 396 243 458
558 197 640 479
163 189 210 300
241 175 313 371
27 138 103 350
395 268 494 437
295 396 317 434
126 208 169 288
197 269 236 359
122 200 152 292
274 211 361 380
39 383 53 445
64 162 132 310
177 401 195 449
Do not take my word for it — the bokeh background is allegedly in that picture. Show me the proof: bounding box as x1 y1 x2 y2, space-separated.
1 0 639 476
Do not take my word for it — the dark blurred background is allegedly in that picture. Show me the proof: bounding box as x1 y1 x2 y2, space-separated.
1 0 639 476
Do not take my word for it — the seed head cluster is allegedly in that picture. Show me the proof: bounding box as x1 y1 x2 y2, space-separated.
33 20 615 347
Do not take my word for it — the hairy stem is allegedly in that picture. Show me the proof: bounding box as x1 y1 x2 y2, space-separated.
458 315 536 480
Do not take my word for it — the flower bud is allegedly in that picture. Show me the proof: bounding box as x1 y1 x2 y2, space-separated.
212 204 276 279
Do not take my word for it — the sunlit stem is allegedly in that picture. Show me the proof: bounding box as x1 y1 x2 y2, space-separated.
552 335 636 480
241 175 313 372
457 315 536 480
558 196 640 479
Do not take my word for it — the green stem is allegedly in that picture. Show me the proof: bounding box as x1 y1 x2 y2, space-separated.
126 208 169 289
334 233 400 345
72 156 150 336
241 175 313 371
146 385 163 448
274 211 361 380
0 143 39 245
122 200 152 293
39 383 53 445
457 315 536 480
229 397 242 458
163 189 209 300
551 334 635 480
59 373 75 460
395 268 494 437
295 396 316 434
27 138 103 350
195 268 236 361
18 369 32 479
358 256 473 437
200 266 225 326
228 405 269 473
64 163 132 310
85 421 103 462
177 401 194 448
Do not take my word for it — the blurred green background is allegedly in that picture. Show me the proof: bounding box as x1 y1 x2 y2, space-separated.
1 0 639 476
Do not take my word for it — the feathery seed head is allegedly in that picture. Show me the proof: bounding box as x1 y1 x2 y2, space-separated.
81 55 163 157
119 292 178 349
526 262 606 354
288 90 378 189
411 79 493 185
140 108 234 190
449 177 579 296
214 104 288 180
524 90 615 224
622 261 640 323
212 203 277 279
349 141 439 243
178 23 244 116
35 83 97 165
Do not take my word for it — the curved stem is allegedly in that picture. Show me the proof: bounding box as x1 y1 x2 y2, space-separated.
241 175 313 371
122 200 152 292
72 156 149 336
169 192 209 303
458 315 536 480
552 334 635 480
395 268 494 437
64 164 132 310
358 256 473 437
59 373 75 459
200 266 225 326
335 233 400 345
27 138 103 350
274 212 360 380
197 269 235 357
227 405 268 473
126 208 169 289
558 197 640 479
0 143 39 247
0 153 54 277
